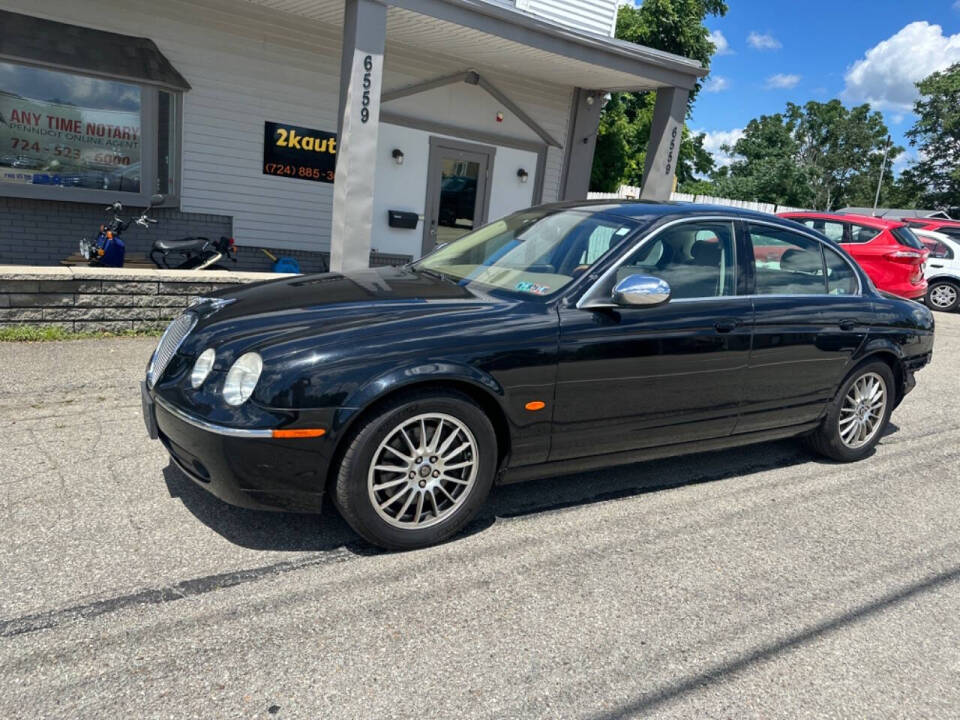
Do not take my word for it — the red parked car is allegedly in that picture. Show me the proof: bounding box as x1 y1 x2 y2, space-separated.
779 212 928 300
899 217 960 242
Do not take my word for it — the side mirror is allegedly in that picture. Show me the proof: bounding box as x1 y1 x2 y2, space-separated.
150 194 165 207
612 274 671 307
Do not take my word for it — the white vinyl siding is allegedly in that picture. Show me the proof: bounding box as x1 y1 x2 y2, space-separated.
513 0 619 37
7 0 575 254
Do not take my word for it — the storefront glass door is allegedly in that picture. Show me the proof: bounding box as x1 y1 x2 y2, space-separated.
422 139 494 256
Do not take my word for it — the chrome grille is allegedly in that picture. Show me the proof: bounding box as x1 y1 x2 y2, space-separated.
147 313 197 387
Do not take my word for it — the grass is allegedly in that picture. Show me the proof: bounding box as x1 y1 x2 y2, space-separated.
0 325 164 342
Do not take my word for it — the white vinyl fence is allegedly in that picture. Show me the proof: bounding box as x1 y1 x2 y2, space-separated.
587 185 808 215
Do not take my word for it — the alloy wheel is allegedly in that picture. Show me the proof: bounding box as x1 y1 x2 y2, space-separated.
838 371 887 449
367 413 479 529
929 283 958 309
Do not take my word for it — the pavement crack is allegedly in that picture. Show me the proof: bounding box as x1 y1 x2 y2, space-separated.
0 544 377 639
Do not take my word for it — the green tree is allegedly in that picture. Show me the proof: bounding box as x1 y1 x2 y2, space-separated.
590 0 727 192
712 112 813 207
903 63 960 211
713 101 901 210
789 100 892 210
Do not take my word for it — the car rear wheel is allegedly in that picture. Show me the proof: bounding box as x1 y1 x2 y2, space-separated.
926 280 959 312
804 361 894 462
333 390 497 550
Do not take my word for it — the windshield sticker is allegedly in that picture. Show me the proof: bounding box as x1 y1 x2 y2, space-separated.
515 281 550 296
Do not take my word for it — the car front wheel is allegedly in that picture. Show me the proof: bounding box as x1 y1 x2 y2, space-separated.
926 280 959 312
804 361 895 462
333 389 497 550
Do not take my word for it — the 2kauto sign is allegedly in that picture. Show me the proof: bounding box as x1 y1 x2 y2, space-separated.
262 121 337 184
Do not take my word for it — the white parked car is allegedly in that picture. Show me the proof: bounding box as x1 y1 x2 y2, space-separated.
916 229 960 312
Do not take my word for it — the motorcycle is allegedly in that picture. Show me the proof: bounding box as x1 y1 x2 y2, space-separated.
150 234 238 271
80 194 238 270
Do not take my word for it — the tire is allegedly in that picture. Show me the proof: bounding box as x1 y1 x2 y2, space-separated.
926 280 960 312
332 389 497 551
803 361 895 462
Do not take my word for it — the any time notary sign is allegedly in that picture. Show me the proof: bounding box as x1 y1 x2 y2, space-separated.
262 121 337 183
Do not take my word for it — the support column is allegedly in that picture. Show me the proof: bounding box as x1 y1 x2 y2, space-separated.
331 0 387 273
639 86 689 201
559 88 605 201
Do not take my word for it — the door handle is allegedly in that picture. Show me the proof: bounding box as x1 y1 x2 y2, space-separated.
714 319 738 333
839 320 857 331
930 263 943 268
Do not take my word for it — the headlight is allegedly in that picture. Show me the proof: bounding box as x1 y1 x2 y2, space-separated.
190 348 216 389
223 352 263 406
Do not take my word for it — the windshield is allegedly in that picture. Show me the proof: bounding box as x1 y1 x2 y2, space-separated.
414 209 638 298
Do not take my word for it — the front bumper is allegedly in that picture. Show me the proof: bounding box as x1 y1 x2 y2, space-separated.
143 383 330 513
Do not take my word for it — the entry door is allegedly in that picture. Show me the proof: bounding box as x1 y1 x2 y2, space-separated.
422 139 494 256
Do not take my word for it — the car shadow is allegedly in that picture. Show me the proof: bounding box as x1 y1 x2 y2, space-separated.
163 464 364 553
164 430 847 552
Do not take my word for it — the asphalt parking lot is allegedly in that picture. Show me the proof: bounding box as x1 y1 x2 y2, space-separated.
1 313 959 719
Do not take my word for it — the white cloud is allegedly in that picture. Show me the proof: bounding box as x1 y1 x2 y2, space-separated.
843 21 960 111
708 30 732 56
705 75 730 92
954 0 960 11
698 128 745 168
747 31 781 50
892 149 915 175
765 73 801 89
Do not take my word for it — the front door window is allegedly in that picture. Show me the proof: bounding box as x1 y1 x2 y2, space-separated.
437 159 480 245
423 141 492 256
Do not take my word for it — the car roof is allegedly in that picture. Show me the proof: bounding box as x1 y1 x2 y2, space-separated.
914 228 960 244
911 218 960 229
781 211 907 229
545 199 805 227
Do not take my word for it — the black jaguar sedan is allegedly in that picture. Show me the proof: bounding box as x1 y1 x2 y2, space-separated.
142 202 934 550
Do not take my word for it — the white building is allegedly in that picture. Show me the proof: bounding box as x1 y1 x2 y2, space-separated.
0 0 705 271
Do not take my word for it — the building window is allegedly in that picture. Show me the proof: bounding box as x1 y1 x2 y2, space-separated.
0 60 179 202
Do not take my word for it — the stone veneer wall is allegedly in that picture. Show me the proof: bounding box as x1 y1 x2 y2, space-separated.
0 266 292 333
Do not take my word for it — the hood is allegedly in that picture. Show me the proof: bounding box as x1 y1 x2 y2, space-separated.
200 265 482 320
179 265 519 361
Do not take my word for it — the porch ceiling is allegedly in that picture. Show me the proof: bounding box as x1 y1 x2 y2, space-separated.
386 6 661 92
241 0 705 92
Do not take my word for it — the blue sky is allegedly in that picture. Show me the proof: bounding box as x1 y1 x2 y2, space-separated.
677 0 960 174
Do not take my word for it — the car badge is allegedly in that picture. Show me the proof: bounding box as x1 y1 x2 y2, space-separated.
189 296 236 313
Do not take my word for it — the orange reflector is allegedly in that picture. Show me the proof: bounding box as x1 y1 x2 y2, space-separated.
525 401 546 412
272 428 326 439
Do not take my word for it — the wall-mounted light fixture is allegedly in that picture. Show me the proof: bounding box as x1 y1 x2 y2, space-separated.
517 168 529 184
392 148 405 166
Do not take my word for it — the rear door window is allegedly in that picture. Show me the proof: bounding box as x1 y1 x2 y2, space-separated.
799 218 845 243
748 224 827 295
847 224 880 244
921 239 954 259
823 247 859 295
